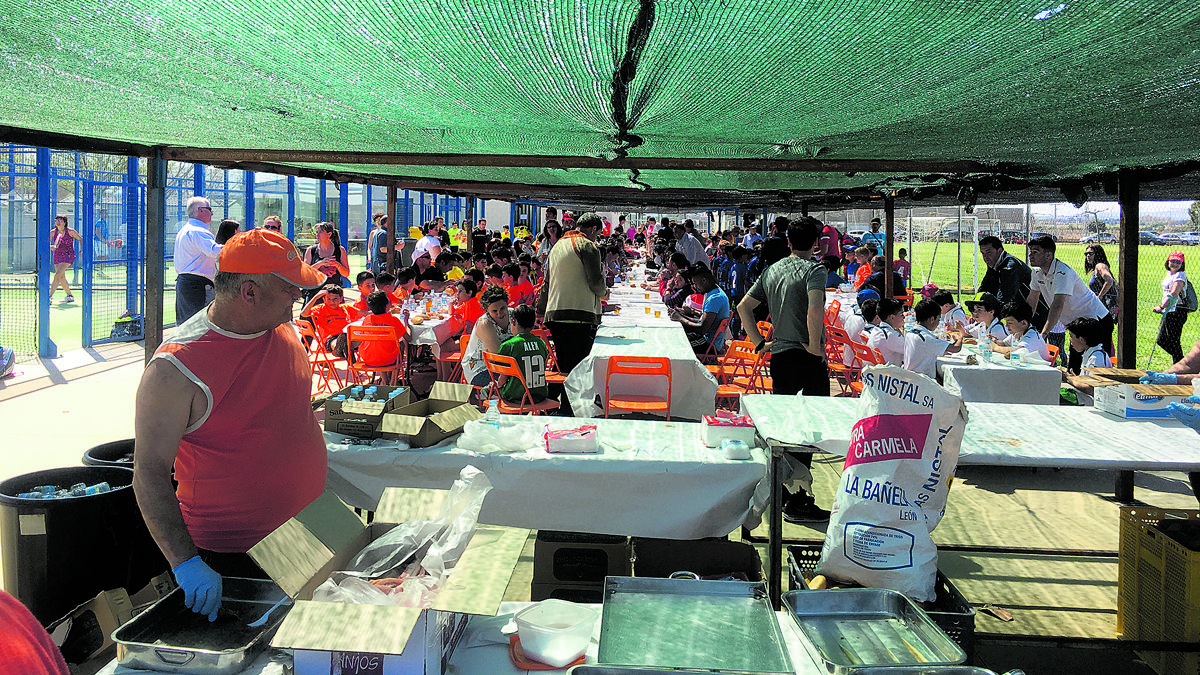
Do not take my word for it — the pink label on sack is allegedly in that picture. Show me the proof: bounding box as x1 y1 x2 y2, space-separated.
844 414 931 468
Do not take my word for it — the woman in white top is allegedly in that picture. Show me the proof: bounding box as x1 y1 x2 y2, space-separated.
461 285 513 388
867 298 907 366
993 301 1050 362
1153 251 1189 364
964 292 1008 343
413 221 443 261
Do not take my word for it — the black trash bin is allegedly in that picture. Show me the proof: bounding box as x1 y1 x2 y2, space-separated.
81 439 134 468
0 466 169 626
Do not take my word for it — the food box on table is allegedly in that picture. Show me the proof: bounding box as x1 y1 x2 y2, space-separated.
700 414 757 447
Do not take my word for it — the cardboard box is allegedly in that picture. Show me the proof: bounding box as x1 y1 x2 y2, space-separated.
379 382 481 447
325 385 410 438
701 414 757 447
1094 383 1192 419
47 572 176 664
1082 367 1146 383
48 588 134 664
249 486 528 675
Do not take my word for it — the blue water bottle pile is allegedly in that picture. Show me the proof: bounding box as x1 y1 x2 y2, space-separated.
330 386 405 404
17 482 112 499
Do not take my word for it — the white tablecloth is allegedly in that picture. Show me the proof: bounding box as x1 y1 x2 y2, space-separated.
741 393 1200 470
407 314 458 357
563 324 719 420
937 345 1062 405
325 416 769 539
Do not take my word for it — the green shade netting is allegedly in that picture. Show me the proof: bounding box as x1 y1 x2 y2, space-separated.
2 0 1199 198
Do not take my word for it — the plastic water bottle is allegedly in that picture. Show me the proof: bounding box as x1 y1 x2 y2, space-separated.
71 482 110 497
982 337 992 359
485 399 500 426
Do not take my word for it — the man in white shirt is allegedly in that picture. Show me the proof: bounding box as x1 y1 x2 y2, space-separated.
868 298 907 366
741 222 762 249
174 196 222 323
673 222 710 266
1026 235 1112 373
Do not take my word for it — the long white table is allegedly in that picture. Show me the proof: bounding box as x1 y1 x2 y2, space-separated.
563 324 719 420
741 393 1200 470
937 345 1062 405
325 416 769 539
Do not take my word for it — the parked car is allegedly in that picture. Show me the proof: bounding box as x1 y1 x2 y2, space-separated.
1140 231 1162 245
939 228 968 242
1181 232 1200 245
846 228 867 243
1029 231 1058 242
1159 233 1183 245
1080 232 1117 244
1000 230 1026 244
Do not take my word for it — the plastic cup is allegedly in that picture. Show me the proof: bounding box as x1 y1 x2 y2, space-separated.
654 310 661 318
644 293 650 300
645 307 651 314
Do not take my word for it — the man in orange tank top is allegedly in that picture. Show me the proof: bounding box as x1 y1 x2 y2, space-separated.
133 229 327 622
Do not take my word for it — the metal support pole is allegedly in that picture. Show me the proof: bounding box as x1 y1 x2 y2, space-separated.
145 149 167 363
338 183 349 248
884 197 896 298
193 164 204 196
385 185 397 273
36 147 56 358
125 157 140 315
956 208 963 304
510 202 516 240
1115 173 1140 503
318 180 328 222
245 170 255 229
286 176 296 239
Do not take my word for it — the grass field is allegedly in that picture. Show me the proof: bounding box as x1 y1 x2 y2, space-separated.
10 246 1200 370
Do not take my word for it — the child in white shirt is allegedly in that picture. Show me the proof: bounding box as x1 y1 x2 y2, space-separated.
905 299 963 379
993 301 1050 361
964 292 1008 342
932 289 968 332
1066 316 1111 374
868 298 907 366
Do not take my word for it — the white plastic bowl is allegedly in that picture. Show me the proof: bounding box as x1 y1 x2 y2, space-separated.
513 599 598 667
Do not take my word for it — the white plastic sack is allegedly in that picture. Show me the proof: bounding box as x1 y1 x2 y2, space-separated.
817 365 968 601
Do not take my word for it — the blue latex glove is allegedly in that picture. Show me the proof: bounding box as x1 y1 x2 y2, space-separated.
1140 371 1178 385
1167 396 1200 432
172 556 222 621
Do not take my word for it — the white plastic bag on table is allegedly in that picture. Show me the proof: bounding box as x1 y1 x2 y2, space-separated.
817 365 968 601
345 465 493 580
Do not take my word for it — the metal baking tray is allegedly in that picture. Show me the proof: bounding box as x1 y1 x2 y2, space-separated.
573 668 790 675
598 576 792 674
852 668 1015 675
113 577 292 675
783 589 965 673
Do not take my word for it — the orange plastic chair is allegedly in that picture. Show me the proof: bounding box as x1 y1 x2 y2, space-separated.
346 324 405 386
902 288 916 309
698 316 732 365
824 325 860 395
482 352 560 415
604 355 672 419
295 321 345 395
706 339 757 382
824 300 842 328
1045 343 1061 366
847 341 882 396
730 349 772 394
757 321 774 341
434 332 465 382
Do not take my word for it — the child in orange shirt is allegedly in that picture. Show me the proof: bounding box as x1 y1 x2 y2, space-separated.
350 271 377 318
300 284 355 352
342 290 407 366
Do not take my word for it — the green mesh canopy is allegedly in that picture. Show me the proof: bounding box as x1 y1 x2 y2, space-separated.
3 0 1199 207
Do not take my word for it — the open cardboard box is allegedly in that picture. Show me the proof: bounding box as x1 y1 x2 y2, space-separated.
249 486 527 675
379 382 482 447
324 385 411 438
47 572 174 665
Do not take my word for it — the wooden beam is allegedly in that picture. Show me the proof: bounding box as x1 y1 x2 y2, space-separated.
1116 173 1139 369
164 147 1002 174
145 149 167 363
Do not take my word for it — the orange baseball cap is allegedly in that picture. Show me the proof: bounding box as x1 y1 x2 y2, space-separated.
218 229 326 288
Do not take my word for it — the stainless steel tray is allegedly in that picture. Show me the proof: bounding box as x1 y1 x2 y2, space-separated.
783 589 965 673
573 667 789 674
113 577 292 675
598 576 792 674
851 668 1012 675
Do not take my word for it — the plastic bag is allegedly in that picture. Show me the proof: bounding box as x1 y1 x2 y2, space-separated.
458 419 542 453
817 365 968 601
346 465 493 580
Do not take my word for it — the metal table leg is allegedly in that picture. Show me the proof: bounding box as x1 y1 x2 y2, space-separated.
768 443 784 610
1115 470 1135 503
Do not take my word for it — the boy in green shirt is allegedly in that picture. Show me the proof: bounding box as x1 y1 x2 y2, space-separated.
497 304 549 403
